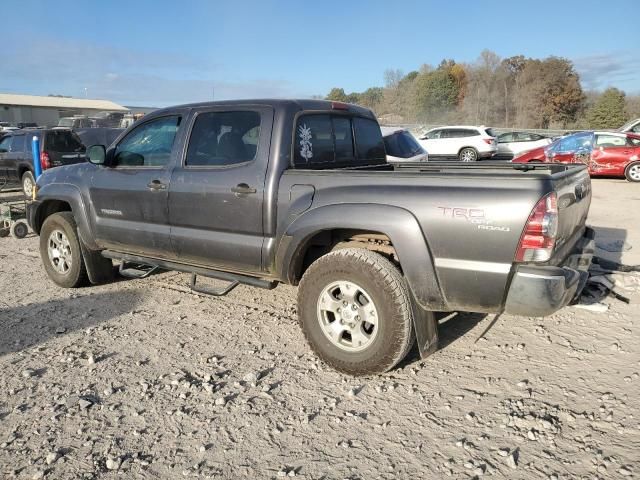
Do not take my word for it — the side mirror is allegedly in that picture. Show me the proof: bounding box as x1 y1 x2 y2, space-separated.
87 145 106 165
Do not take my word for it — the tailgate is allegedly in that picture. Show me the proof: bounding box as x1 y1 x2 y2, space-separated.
549 165 591 264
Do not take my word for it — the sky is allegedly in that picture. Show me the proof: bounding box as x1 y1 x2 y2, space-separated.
0 0 637 107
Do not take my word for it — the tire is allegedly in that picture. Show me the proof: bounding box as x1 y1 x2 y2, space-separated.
297 248 415 376
459 147 478 162
21 171 35 198
10 220 28 239
625 162 640 182
39 212 88 288
0 227 9 238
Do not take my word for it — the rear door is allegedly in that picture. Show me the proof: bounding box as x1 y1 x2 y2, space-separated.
168 106 273 272
89 114 182 257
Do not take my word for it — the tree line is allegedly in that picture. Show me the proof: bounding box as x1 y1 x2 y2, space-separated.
325 50 638 129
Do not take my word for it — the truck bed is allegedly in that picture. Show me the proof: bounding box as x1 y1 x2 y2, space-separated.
278 162 591 312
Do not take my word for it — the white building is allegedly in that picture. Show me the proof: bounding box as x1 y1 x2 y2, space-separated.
0 93 128 127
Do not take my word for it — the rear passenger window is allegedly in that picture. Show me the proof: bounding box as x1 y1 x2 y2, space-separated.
186 111 261 167
10 135 25 153
353 117 385 162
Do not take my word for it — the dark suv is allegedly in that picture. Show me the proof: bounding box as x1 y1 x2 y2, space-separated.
0 129 86 196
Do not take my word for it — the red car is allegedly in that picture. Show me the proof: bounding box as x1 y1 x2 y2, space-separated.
512 131 640 182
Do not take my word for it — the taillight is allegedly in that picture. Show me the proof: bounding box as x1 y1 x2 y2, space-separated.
515 192 558 262
40 151 51 170
483 138 494 145
331 101 349 110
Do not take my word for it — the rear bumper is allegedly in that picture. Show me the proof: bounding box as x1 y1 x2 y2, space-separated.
504 227 595 317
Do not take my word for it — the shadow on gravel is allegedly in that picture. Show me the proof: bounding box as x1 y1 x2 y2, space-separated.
399 311 486 367
0 290 142 356
591 225 627 265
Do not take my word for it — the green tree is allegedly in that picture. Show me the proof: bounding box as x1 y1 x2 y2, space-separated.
414 67 458 120
326 88 348 102
587 88 627 129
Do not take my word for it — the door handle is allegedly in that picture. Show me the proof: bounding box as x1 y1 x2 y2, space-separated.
147 180 167 190
231 183 257 195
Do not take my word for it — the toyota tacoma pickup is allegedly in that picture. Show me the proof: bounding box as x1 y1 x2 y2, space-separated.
27 100 594 375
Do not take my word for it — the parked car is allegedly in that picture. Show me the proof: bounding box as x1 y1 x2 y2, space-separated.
618 118 640 134
417 126 497 161
89 111 126 128
58 116 94 129
28 99 594 376
512 131 640 182
381 126 428 163
0 129 86 196
75 127 124 149
495 131 552 159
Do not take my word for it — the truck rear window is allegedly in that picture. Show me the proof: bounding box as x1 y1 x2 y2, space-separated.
294 114 385 169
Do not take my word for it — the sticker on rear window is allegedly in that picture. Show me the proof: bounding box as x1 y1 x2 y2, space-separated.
298 124 313 162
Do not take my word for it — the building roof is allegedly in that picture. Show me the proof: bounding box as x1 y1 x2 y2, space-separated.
0 93 128 111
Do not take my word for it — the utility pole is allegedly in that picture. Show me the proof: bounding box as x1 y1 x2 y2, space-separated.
84 87 88 99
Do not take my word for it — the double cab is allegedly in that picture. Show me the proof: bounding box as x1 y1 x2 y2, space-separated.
28 100 594 375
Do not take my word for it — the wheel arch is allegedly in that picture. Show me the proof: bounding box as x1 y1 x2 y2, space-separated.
275 203 447 311
31 184 96 249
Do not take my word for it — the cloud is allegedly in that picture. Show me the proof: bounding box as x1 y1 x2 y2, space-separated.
573 52 640 91
0 37 311 106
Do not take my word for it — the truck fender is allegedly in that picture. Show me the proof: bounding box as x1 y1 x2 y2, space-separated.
276 203 447 311
33 183 98 251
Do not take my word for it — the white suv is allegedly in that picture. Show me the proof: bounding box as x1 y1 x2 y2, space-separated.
417 126 497 161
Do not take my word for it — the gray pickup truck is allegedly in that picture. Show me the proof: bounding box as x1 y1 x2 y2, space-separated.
27 100 594 375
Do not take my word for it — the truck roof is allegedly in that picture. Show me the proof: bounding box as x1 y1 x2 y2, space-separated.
151 99 376 119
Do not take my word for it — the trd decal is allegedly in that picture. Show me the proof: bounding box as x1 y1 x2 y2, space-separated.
438 207 511 232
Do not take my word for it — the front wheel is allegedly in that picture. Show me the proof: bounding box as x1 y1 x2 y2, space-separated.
459 148 478 162
297 248 416 376
39 212 88 288
625 162 640 182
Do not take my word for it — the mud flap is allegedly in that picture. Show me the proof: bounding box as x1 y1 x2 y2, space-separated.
79 237 114 285
411 293 439 359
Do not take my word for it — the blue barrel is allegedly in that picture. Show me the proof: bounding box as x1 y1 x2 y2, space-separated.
32 135 41 179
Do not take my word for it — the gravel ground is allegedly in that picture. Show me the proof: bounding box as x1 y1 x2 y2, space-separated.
0 179 638 479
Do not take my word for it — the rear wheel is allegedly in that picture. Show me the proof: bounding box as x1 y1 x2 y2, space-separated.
22 171 35 198
459 148 477 162
297 248 415 376
625 162 640 182
39 212 88 288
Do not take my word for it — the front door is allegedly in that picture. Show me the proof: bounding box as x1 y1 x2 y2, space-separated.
168 107 273 273
590 134 634 175
89 114 182 258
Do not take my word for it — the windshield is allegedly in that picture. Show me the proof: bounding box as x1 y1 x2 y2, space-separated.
384 131 424 158
58 118 75 127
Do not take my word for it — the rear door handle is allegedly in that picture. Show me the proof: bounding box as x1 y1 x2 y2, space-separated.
147 180 167 190
231 183 257 195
